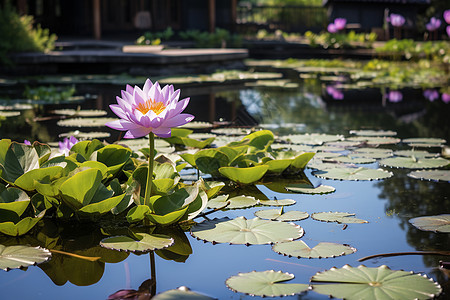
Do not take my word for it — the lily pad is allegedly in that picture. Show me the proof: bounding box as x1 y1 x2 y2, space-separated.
407 170 450 182
394 149 439 158
285 133 344 146
179 121 213 129
0 245 51 270
100 233 174 253
408 214 450 233
59 131 111 140
402 138 446 144
57 117 118 127
254 208 309 221
347 136 401 145
272 240 356 258
334 156 376 164
349 130 397 136
152 286 216 300
259 198 296 206
286 184 335 194
218 165 269 185
190 217 304 245
379 157 450 169
51 109 107 117
225 270 309 297
310 265 442 300
311 212 368 224
313 167 393 180
206 195 258 210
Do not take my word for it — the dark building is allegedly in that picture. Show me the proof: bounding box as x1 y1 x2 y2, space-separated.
323 0 430 38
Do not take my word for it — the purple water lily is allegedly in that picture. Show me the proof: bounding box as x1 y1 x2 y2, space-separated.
24 140 31 145
58 136 79 156
442 93 450 104
447 26 450 37
389 14 405 27
327 23 338 33
426 17 441 31
388 90 403 103
334 18 347 31
106 79 194 139
423 89 439 102
444 10 450 24
326 86 344 100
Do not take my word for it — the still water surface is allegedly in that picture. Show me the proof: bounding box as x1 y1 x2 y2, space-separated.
0 75 449 299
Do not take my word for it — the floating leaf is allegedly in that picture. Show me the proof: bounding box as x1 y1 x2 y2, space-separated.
334 156 376 164
254 208 309 221
207 195 258 210
349 130 397 136
51 109 107 117
394 149 438 158
57 117 117 127
152 286 215 299
272 240 356 258
409 214 450 233
191 217 304 245
311 212 368 224
0 245 51 271
219 165 269 185
286 184 335 194
407 170 450 182
226 270 309 297
259 198 296 206
313 167 393 180
379 157 450 169
402 138 446 144
179 121 213 129
285 133 344 146
347 136 401 145
100 233 174 253
59 131 111 140
310 265 442 300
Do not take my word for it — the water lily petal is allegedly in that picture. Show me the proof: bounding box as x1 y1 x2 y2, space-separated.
152 127 171 138
124 127 151 139
110 104 128 120
168 97 190 118
143 78 154 96
162 113 195 128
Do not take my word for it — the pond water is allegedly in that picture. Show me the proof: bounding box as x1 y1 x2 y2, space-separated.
0 71 449 299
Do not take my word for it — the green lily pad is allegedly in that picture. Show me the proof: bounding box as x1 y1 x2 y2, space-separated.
402 138 446 144
407 170 450 182
285 133 344 146
310 265 442 300
311 212 368 224
313 167 393 180
347 136 401 145
349 130 397 136
57 117 118 127
219 165 269 185
254 208 309 221
334 156 376 164
286 184 335 194
259 198 296 206
226 270 309 297
408 214 450 233
0 210 46 236
190 217 304 245
59 131 111 140
180 121 213 129
100 233 174 253
0 185 30 215
272 240 356 258
211 128 250 136
51 109 107 117
0 245 51 270
207 195 258 210
394 150 439 158
152 286 215 300
379 157 450 169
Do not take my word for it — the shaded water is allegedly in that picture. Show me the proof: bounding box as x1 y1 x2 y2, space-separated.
0 74 449 299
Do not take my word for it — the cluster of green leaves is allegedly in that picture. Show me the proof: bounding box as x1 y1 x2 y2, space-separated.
23 85 76 102
375 39 450 62
0 2 57 64
179 28 243 48
179 130 315 185
135 27 174 45
304 30 377 49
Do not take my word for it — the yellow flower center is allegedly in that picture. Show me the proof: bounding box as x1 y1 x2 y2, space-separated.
136 99 166 115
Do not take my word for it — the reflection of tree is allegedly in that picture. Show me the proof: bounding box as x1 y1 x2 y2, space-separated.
375 169 450 293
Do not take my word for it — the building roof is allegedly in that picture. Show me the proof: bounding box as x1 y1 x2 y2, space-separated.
323 0 430 5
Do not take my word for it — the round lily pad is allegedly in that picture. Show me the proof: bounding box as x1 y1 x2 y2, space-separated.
349 130 397 136
286 184 335 194
57 117 118 127
409 214 450 233
379 157 450 169
100 233 174 253
59 131 111 140
259 198 296 206
254 209 309 221
311 212 368 224
0 111 21 117
226 270 309 297
347 136 401 145
394 150 439 158
51 109 107 117
153 286 215 299
272 240 356 258
206 195 258 210
0 245 51 271
313 167 393 181
310 264 442 300
407 170 450 182
350 148 393 159
179 121 213 129
334 156 376 164
190 217 304 245
211 128 250 136
285 133 344 146
402 138 446 144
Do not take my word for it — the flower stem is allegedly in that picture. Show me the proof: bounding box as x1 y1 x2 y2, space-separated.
144 132 155 207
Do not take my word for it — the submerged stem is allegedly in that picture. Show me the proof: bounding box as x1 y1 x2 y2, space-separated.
144 132 155 207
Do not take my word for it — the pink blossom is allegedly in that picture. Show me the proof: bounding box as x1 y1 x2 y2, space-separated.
444 10 450 24
442 93 450 103
24 140 31 145
388 90 403 102
423 89 439 101
447 25 450 37
106 79 194 138
327 23 338 33
389 14 405 27
58 136 79 156
334 18 347 31
326 86 344 100
426 17 441 31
